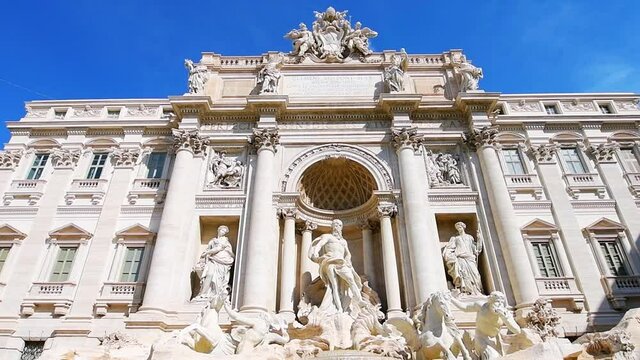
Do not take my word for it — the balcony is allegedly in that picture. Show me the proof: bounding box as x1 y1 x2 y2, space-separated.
504 174 544 200
64 179 108 205
535 277 584 311
3 179 47 205
623 172 640 197
602 275 640 310
127 178 168 205
94 282 145 316
562 173 606 199
21 281 77 316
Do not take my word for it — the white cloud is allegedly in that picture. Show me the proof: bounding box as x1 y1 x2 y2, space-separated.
579 60 640 92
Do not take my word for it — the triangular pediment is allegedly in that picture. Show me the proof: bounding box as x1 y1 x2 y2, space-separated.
115 224 155 238
521 218 558 233
0 224 27 240
584 218 625 232
49 223 92 239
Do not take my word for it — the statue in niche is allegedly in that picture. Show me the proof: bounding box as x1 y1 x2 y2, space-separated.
442 222 484 295
384 49 408 92
450 291 525 359
455 60 483 92
257 56 283 94
184 59 209 95
429 152 463 186
284 23 316 57
193 225 235 300
308 219 366 314
209 150 244 188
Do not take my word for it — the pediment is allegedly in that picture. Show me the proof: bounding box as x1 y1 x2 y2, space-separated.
0 224 27 240
521 218 558 233
608 131 640 144
495 132 526 144
115 224 155 238
584 218 625 232
49 223 93 239
551 132 583 144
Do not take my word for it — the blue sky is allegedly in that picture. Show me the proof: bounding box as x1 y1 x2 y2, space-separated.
1 1 639 146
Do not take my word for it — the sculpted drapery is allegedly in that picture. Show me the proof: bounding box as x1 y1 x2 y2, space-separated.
442 222 484 295
195 225 235 300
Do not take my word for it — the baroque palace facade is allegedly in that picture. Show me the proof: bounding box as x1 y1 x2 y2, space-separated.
1 7 639 360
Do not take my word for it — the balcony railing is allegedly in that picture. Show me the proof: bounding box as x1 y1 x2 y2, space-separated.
562 173 606 199
65 179 108 205
535 277 584 311
623 172 640 197
94 281 145 316
504 174 543 200
21 281 77 316
3 179 47 205
127 178 168 205
602 275 640 296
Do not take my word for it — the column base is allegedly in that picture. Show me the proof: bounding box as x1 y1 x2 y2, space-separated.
386 309 405 319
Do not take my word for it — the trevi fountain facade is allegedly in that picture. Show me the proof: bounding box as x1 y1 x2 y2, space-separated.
0 7 639 360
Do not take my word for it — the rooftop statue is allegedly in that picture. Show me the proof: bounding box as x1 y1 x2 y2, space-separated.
384 49 408 93
184 59 209 95
454 59 483 92
257 56 283 94
284 7 377 62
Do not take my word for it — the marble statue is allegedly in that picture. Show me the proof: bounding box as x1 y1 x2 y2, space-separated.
257 56 283 94
384 50 408 92
455 60 483 92
450 291 521 359
414 291 471 360
184 59 209 94
193 225 234 300
428 152 463 186
308 219 365 314
442 222 484 295
224 302 290 354
284 7 377 62
209 150 244 188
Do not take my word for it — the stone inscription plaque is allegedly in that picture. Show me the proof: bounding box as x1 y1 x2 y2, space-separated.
283 74 381 97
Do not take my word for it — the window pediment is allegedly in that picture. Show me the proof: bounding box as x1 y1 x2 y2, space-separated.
49 223 93 241
584 218 625 233
521 219 558 234
115 224 155 244
0 224 27 242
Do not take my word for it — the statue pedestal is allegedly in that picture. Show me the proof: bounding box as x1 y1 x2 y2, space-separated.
316 350 397 359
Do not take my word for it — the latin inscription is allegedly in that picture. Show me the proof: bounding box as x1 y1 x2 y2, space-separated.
283 74 381 97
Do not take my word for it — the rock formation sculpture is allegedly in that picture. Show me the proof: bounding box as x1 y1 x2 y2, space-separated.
525 298 560 341
442 222 484 295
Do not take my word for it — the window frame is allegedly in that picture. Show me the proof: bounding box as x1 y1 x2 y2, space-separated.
26 153 50 180
530 241 562 278
49 246 78 282
145 152 167 179
501 147 527 175
558 146 589 174
617 146 640 173
106 224 155 284
86 152 109 179
37 224 92 283
544 104 559 115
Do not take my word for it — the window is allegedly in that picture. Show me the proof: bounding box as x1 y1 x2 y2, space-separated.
107 110 120 119
120 247 145 282
27 153 49 180
619 148 640 173
503 149 526 175
544 104 558 115
599 104 612 114
54 110 67 119
86 153 108 179
49 247 77 282
0 247 10 274
532 242 561 277
146 152 167 179
560 148 587 174
599 241 629 276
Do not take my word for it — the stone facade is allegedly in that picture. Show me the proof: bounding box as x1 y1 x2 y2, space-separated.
1 7 640 359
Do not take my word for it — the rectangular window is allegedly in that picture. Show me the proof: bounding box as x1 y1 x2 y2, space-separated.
599 241 629 276
54 110 67 119
544 105 558 115
560 148 587 174
26 153 49 180
107 110 120 119
49 247 77 282
86 153 108 179
532 242 561 277
120 247 145 282
619 148 640 173
0 247 10 274
503 149 526 175
599 104 612 114
146 152 167 179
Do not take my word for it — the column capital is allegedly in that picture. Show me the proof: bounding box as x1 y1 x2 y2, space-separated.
277 206 297 219
359 219 379 231
172 129 209 155
588 143 620 164
529 143 559 164
391 127 423 151
110 148 141 168
251 128 280 153
0 149 23 170
50 148 81 169
377 204 398 218
296 220 317 234
464 125 499 150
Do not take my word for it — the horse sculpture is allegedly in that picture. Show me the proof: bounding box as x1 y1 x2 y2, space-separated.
415 291 471 360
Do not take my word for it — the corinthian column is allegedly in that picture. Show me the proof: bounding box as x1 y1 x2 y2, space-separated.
377 204 403 318
141 129 208 312
468 126 537 308
240 128 280 313
277 207 297 321
298 220 317 298
391 128 447 304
